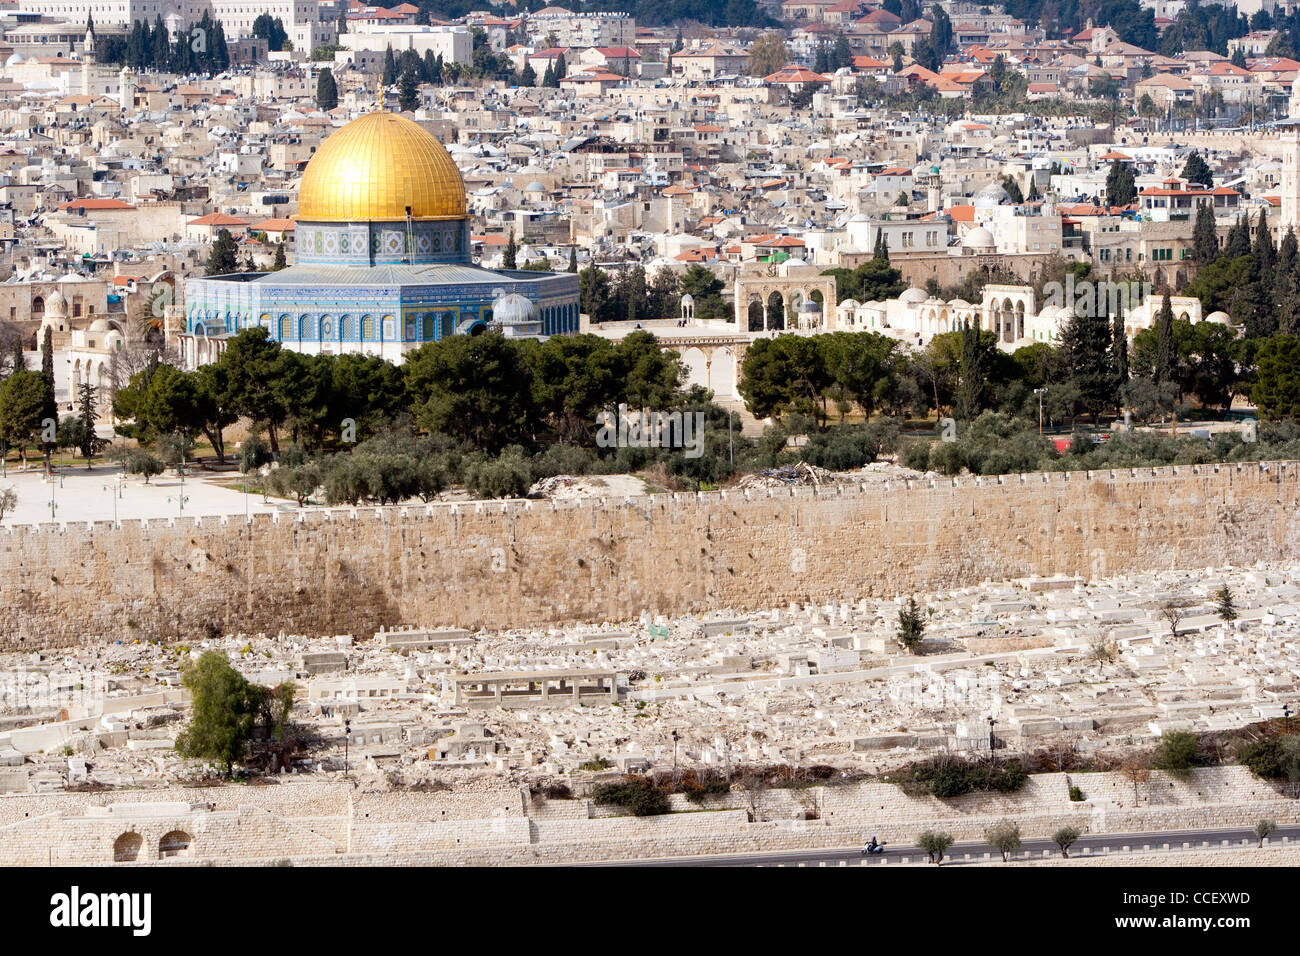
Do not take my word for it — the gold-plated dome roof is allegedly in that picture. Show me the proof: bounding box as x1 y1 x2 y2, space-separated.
295 112 467 222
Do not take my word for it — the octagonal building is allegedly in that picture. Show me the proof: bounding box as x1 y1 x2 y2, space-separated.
179 110 579 368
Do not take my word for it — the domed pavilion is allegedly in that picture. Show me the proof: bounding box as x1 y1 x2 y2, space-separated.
180 111 579 368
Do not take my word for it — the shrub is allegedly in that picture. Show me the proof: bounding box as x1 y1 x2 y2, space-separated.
1238 737 1283 779
901 440 931 471
1154 730 1201 778
591 776 670 816
890 756 1028 799
1069 784 1085 802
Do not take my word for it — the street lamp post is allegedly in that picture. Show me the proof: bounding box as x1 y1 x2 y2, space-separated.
671 729 681 777
344 718 351 777
988 716 997 757
1034 388 1047 436
1284 704 1293 735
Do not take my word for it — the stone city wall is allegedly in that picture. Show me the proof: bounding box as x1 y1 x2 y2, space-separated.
2 461 1298 650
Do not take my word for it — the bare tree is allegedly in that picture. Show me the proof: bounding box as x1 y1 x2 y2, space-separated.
108 333 180 404
1118 756 1150 805
0 487 16 521
1159 598 1190 638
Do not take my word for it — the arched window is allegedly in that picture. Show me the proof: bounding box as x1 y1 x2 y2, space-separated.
422 313 434 340
278 315 293 340
441 312 455 339
299 315 314 339
341 315 355 340
361 315 375 340
319 315 334 339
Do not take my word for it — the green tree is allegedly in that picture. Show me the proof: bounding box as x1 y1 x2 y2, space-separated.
567 246 578 273
897 596 926 652
956 319 986 421
403 331 535 452
0 370 52 467
1154 292 1174 388
1214 584 1237 622
1154 729 1201 778
205 228 239 276
1252 335 1300 420
74 381 106 465
580 265 612 321
984 818 1022 861
1192 204 1218 266
1058 308 1115 420
520 62 537 87
503 230 518 270
1255 818 1276 847
174 651 259 776
1181 150 1213 187
1051 825 1081 858
917 829 954 864
679 264 727 320
273 241 287 271
1105 161 1136 206
382 45 397 85
398 66 419 112
215 328 292 452
316 67 338 110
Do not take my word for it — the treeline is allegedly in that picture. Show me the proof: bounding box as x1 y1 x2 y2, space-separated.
110 327 755 499
97 13 231 75
740 288 1300 432
1000 0 1158 49
581 0 777 28
1185 210 1300 340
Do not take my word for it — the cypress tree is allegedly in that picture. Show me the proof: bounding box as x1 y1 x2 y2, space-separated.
567 246 577 273
273 242 287 271
1059 308 1113 419
1224 214 1251 258
503 230 517 270
1113 298 1128 385
382 46 397 86
40 327 56 464
1252 207 1275 279
398 66 418 112
956 319 984 421
872 229 890 263
316 67 338 110
1154 292 1173 387
1192 204 1218 266
1275 227 1300 335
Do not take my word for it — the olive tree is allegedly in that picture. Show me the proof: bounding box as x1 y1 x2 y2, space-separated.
1052 825 1081 858
984 818 1022 862
918 829 955 864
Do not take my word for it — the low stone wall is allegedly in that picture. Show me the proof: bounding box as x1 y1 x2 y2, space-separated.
1 765 1296 866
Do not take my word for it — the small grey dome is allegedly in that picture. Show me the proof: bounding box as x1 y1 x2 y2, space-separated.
492 292 538 325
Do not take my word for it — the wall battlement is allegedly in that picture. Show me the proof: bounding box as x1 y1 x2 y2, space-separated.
1 461 1297 650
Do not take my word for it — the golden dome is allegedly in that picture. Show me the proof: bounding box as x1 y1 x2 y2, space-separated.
295 112 467 222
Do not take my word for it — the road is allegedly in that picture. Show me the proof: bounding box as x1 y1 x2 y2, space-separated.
598 824 1300 867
